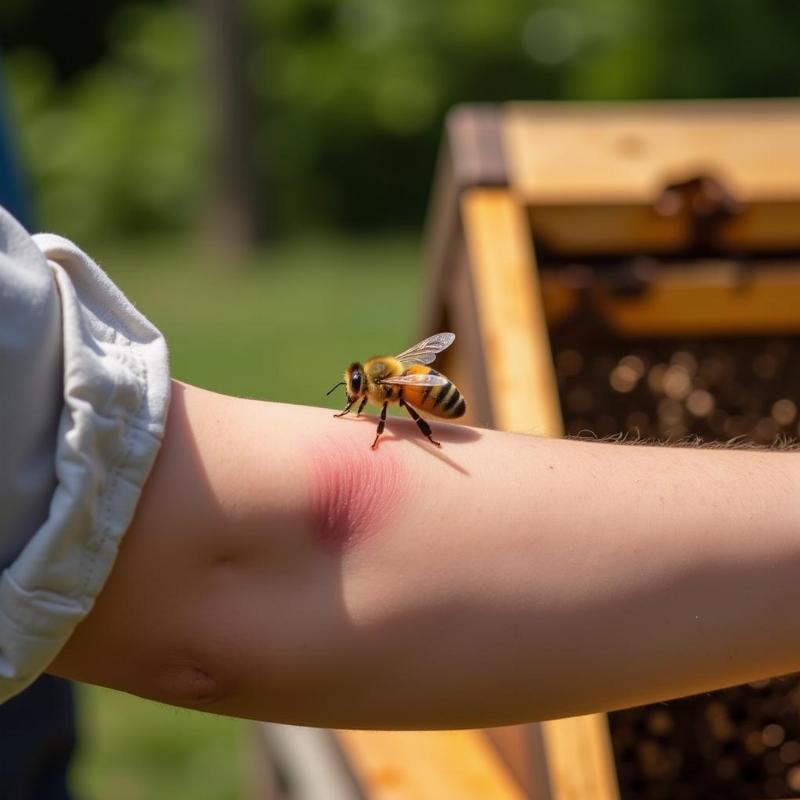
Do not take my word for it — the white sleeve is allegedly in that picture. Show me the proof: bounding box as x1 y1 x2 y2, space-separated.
0 207 170 702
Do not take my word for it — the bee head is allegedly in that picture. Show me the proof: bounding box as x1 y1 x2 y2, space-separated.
346 362 365 401
325 362 367 401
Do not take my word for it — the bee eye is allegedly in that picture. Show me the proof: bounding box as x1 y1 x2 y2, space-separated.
351 371 362 393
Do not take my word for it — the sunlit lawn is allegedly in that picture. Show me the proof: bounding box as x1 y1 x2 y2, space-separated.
69 232 422 799
93 233 424 404
72 686 246 800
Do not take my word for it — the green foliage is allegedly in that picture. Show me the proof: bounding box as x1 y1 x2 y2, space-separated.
7 4 205 243
6 0 800 239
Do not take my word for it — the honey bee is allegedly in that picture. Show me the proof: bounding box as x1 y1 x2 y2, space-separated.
326 332 466 449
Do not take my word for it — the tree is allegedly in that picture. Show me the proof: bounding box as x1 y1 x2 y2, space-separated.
194 0 262 252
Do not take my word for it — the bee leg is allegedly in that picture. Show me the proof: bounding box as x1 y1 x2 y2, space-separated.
399 399 441 447
334 400 355 418
356 396 368 417
371 401 389 449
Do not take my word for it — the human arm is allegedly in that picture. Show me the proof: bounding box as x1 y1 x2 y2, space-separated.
47 380 800 729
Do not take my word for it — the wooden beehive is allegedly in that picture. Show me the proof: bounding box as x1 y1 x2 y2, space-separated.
259 100 800 800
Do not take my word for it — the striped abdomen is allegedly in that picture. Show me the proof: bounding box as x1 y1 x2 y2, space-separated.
400 366 466 419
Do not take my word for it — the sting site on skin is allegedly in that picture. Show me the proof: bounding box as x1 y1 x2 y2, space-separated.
308 437 407 552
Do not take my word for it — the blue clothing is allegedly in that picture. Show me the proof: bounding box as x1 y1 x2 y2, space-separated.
0 675 75 800
0 60 32 232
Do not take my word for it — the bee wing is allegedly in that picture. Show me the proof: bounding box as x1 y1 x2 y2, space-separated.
395 332 455 367
379 373 450 387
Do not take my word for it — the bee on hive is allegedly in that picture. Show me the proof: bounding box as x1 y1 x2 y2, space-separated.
326 332 466 449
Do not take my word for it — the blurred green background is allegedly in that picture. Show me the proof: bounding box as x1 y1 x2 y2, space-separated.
4 0 800 244
2 0 799 797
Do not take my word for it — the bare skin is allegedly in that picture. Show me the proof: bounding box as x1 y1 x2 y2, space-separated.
48 380 800 729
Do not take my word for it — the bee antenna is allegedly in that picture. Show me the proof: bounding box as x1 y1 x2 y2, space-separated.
326 381 346 396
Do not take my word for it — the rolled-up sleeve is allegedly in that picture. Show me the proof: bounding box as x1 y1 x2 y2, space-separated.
0 207 170 702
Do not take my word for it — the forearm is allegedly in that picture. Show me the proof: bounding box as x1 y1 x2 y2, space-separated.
48 381 800 728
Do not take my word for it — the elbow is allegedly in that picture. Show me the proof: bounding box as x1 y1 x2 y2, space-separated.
150 655 227 709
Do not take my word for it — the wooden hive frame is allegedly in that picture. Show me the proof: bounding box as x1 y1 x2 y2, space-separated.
262 100 800 799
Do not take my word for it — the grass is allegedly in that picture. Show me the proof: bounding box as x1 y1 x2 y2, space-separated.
68 232 423 799
90 233 425 405
72 686 246 800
